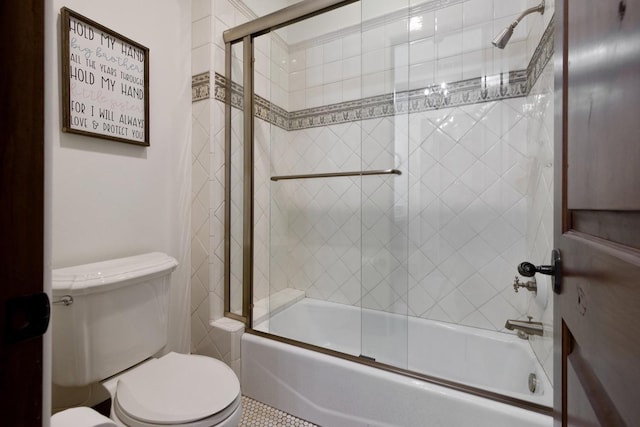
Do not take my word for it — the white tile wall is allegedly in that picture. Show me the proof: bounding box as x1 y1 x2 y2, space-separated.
191 2 212 357
191 0 259 363
192 0 555 377
287 0 543 110
270 98 536 330
191 97 213 355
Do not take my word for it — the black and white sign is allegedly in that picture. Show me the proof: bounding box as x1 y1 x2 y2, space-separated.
61 7 150 146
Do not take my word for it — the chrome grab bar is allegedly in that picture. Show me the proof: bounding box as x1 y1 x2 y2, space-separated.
270 168 401 182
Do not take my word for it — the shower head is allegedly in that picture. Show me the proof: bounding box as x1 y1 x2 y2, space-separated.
492 26 514 49
492 0 545 49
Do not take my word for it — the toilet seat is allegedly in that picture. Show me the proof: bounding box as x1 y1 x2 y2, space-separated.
113 352 241 426
114 395 241 427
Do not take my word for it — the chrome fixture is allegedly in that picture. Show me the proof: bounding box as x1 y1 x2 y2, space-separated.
52 295 74 306
492 0 545 49
505 316 543 340
528 373 537 393
512 276 537 294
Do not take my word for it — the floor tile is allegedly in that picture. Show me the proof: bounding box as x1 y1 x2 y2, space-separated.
239 396 319 427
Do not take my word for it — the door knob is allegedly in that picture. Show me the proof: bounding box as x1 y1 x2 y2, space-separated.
518 249 562 294
518 262 555 277
5 292 50 344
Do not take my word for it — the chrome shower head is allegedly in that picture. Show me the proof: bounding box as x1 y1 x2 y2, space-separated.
492 0 545 49
492 26 514 49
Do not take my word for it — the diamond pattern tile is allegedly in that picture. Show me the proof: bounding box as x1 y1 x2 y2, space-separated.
191 98 537 340
198 45 547 348
191 7 555 406
459 122 500 159
191 97 212 353
459 160 500 196
438 108 475 141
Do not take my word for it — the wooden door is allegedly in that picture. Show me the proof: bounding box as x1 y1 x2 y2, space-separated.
0 0 46 425
555 0 640 425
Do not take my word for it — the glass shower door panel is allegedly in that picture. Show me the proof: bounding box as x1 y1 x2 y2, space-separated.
263 5 366 358
252 32 275 328
229 41 244 316
360 0 409 368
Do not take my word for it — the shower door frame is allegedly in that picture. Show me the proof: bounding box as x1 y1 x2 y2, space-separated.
221 0 552 416
222 0 360 326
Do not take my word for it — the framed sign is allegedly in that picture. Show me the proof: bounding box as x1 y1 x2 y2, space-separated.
60 7 149 146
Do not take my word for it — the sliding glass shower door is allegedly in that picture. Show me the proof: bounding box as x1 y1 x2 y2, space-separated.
228 41 245 318
244 0 412 369
359 0 410 367
226 0 555 408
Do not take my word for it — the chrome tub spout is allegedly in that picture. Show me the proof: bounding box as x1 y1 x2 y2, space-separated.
505 316 544 339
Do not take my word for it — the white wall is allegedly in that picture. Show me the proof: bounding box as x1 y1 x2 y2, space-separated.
46 0 192 360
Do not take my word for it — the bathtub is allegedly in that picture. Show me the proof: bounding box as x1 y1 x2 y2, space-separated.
244 298 552 427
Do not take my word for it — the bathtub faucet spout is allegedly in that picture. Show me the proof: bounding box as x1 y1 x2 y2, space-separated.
505 316 543 339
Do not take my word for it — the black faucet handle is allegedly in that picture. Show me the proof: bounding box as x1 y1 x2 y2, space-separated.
518 261 555 277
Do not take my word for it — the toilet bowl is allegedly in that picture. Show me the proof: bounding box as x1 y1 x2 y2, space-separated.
51 253 242 426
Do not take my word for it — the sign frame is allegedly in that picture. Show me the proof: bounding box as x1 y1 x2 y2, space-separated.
60 7 150 146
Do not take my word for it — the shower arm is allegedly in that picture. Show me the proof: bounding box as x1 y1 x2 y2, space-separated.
509 1 545 30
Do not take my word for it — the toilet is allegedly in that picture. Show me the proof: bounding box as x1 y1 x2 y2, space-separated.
51 252 242 426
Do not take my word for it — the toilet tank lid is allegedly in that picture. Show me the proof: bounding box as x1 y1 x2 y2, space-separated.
52 252 178 296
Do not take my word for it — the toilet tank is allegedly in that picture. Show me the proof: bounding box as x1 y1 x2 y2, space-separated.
52 252 178 387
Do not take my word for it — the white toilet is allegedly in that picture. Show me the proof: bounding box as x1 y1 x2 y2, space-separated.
51 252 242 426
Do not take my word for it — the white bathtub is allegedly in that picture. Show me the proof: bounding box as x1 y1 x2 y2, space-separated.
245 298 552 427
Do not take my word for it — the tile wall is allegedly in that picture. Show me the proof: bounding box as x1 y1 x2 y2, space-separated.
272 99 533 326
287 0 539 111
191 0 253 360
190 0 290 359
191 0 555 384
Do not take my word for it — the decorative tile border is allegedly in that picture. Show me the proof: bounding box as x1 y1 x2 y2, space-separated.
255 93 290 130
193 17 554 132
192 72 210 102
210 73 290 129
213 72 243 109
205 67 529 131
288 70 528 130
527 16 555 91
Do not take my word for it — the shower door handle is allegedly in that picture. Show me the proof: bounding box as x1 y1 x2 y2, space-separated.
518 249 562 294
